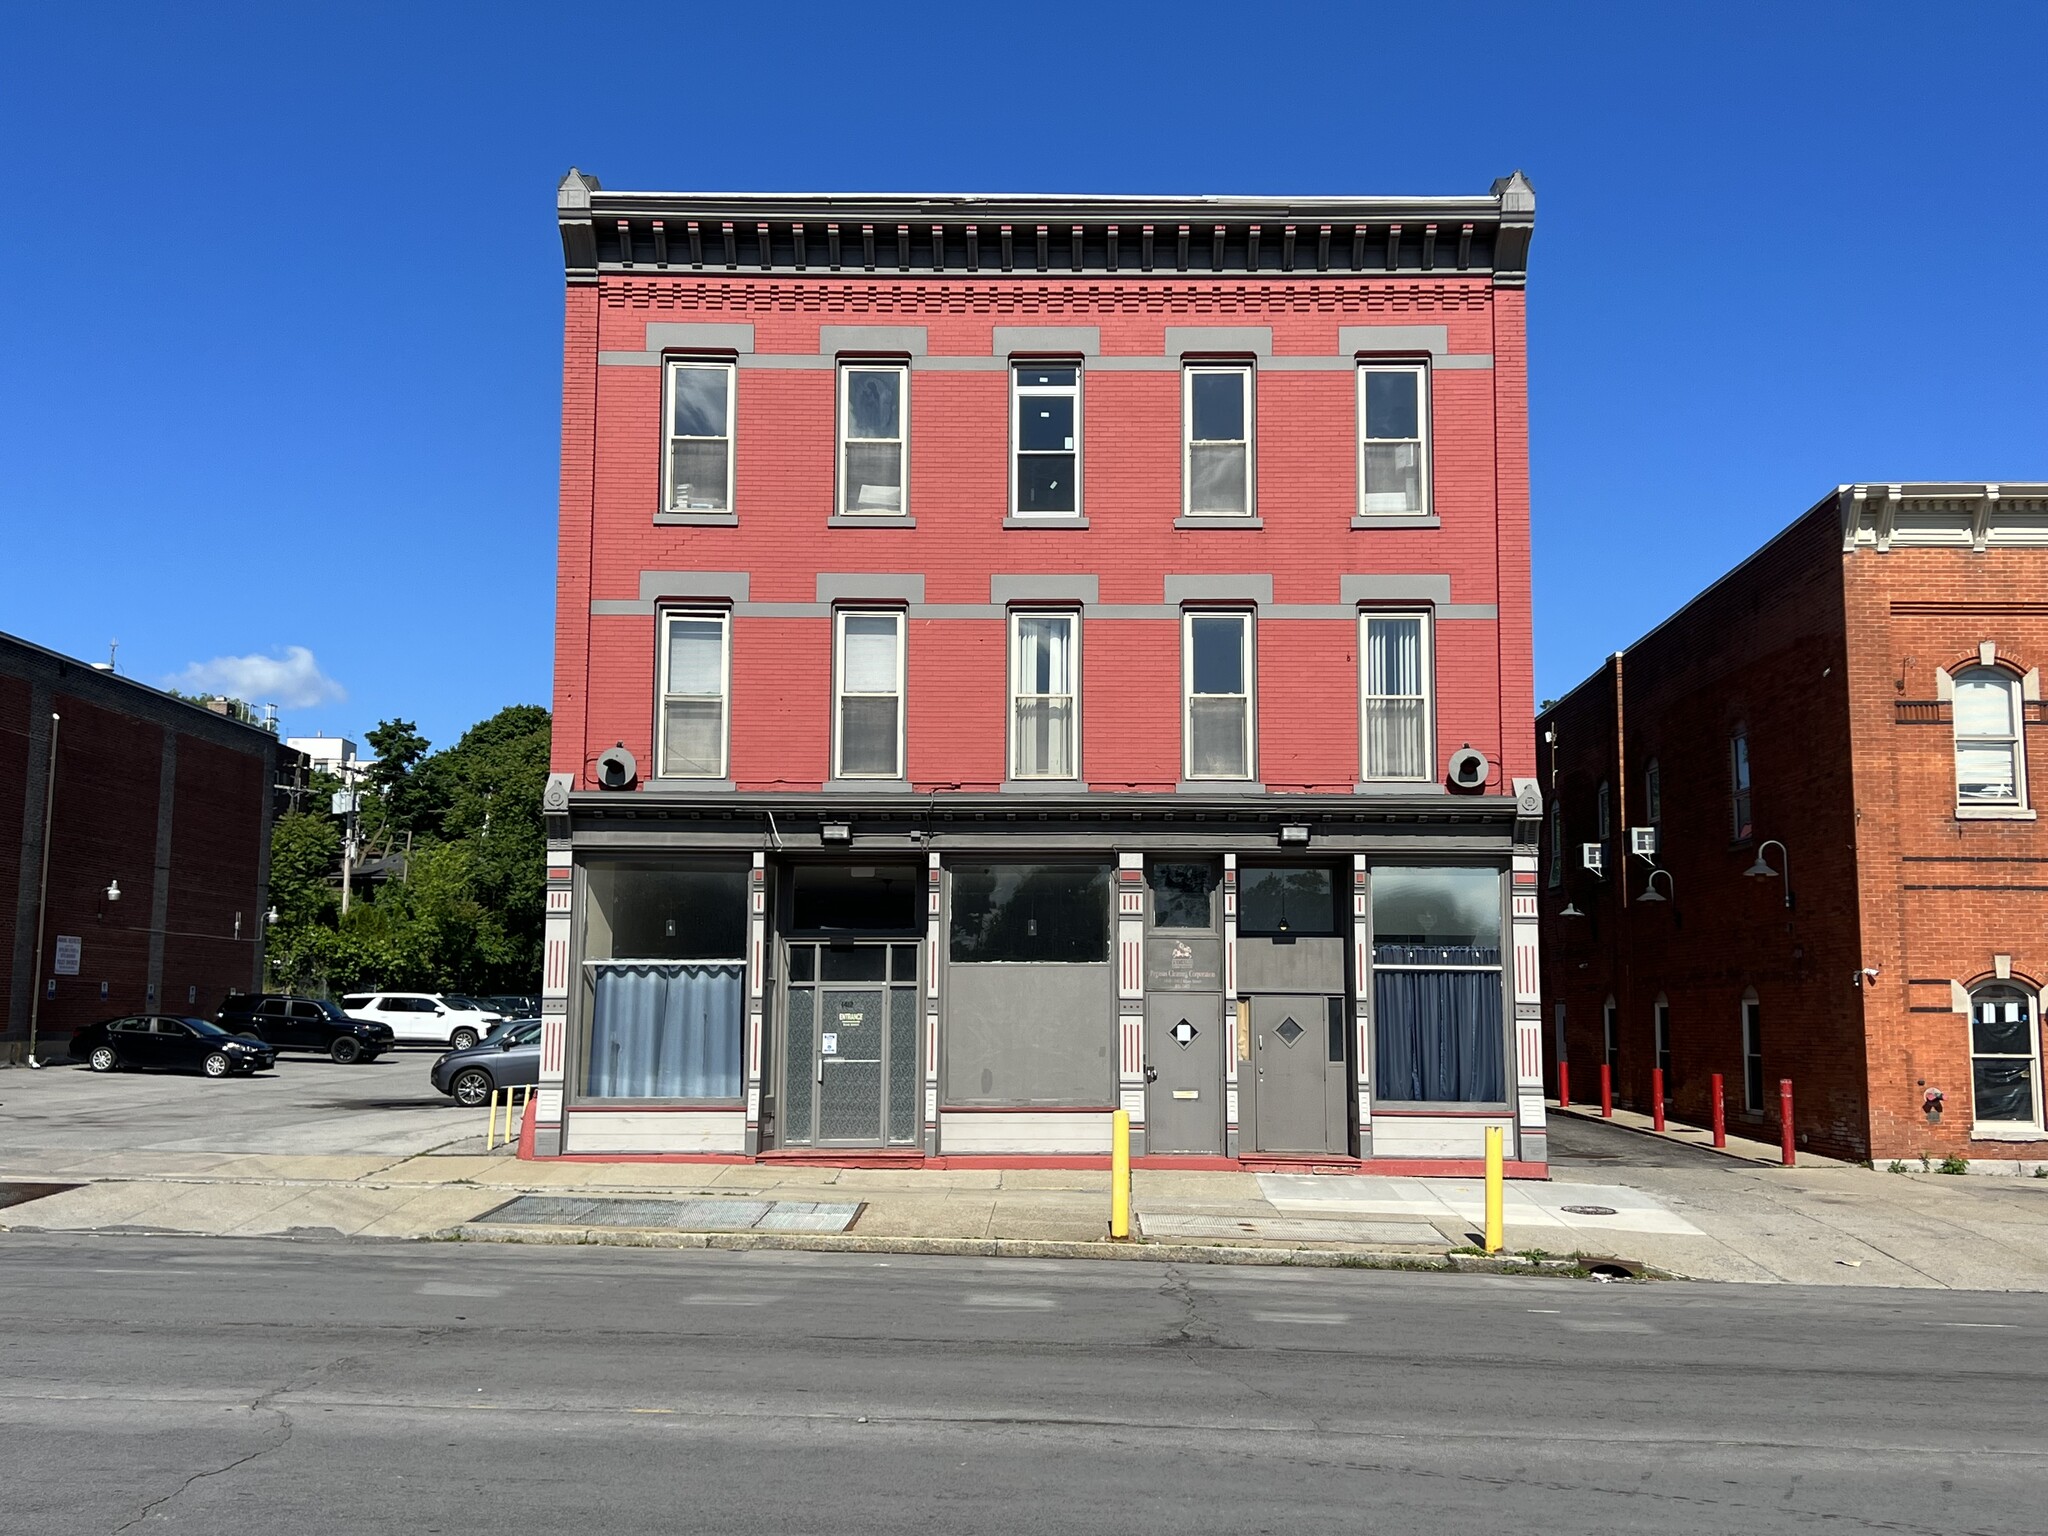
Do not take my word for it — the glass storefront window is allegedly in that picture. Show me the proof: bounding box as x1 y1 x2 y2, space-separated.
1238 867 1338 937
791 865 922 933
1371 865 1505 1104
949 863 1111 963
584 864 747 961
1149 862 1217 931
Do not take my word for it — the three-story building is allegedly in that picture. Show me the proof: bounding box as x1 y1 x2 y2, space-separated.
539 171 1545 1170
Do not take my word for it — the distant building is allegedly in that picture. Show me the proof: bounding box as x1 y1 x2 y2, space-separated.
2 632 291 1059
539 170 1547 1169
284 734 363 783
1539 483 2048 1167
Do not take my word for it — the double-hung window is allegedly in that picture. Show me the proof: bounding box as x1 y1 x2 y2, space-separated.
658 611 729 779
1358 362 1429 516
1954 666 2027 808
839 364 907 516
1645 757 1662 824
663 360 734 514
834 611 905 779
1012 364 1081 517
1730 730 1753 841
1184 365 1253 517
1184 612 1254 781
1360 612 1431 780
1969 984 2042 1130
1011 612 1078 780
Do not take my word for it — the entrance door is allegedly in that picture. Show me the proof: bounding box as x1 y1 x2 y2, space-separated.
1251 994 1344 1154
817 988 886 1144
1144 995 1222 1155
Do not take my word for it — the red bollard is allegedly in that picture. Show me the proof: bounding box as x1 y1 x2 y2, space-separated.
1600 1063 1613 1118
1779 1078 1795 1167
1711 1073 1727 1147
1652 1067 1666 1132
1558 1061 1571 1109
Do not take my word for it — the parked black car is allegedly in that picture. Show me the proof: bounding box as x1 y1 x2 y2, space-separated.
431 1018 541 1107
478 994 540 1020
70 1015 277 1077
217 993 396 1063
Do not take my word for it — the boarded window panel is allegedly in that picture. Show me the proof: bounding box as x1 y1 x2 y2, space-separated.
942 962 1114 1108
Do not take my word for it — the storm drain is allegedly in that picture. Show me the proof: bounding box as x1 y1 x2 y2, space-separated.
0 1182 82 1211
474 1194 863 1234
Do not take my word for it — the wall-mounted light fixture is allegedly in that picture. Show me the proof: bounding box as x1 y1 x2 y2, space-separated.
1278 824 1311 845
821 822 852 844
1744 839 1793 909
1637 868 1675 904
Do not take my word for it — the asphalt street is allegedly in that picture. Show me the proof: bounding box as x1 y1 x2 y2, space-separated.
2 1234 2042 1535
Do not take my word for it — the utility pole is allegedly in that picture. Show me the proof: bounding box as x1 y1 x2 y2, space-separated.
26 713 59 1068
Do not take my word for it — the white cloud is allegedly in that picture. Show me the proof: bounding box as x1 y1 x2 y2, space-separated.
169 646 347 709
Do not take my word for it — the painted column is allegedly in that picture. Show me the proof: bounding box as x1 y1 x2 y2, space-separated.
1353 853 1373 1159
745 852 766 1155
536 847 572 1156
1512 851 1547 1163
924 851 941 1156
1222 853 1239 1158
1116 852 1146 1156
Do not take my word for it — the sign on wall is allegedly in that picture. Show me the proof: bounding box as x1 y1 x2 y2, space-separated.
53 935 81 976
1144 936 1221 991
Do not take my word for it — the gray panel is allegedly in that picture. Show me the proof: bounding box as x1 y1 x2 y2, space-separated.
816 573 925 604
782 988 815 1145
1435 354 1496 370
993 326 1100 356
943 963 1115 1106
991 575 1100 606
1237 934 1346 995
1164 326 1272 357
1163 574 1274 607
644 322 756 353
1144 994 1223 1155
1338 324 1448 356
821 325 928 356
640 570 751 603
1340 574 1453 607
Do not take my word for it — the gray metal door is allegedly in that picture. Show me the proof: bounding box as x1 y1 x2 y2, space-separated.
1252 994 1339 1153
1144 995 1222 1155
817 987 886 1145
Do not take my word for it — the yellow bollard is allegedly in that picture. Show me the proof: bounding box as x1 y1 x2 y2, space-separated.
1109 1109 1131 1239
1483 1124 1505 1255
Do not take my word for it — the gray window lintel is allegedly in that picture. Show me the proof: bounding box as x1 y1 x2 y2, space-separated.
995 326 1100 357
645 322 757 354
816 572 926 605
641 571 751 604
821 325 929 357
1339 324 1449 357
991 575 1100 606
1165 326 1273 357
1165 574 1274 608
1342 575 1454 607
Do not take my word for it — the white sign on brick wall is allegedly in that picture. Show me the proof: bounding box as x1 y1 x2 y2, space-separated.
53 936 82 976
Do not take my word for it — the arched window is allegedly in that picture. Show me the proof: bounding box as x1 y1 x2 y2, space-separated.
1954 667 2027 808
1969 984 2042 1130
1644 758 1662 825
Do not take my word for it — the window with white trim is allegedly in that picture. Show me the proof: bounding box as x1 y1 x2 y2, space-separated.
1953 666 2027 807
657 611 729 779
1012 364 1080 517
1358 362 1429 516
839 364 907 516
1730 730 1753 841
1360 612 1431 780
1970 984 2042 1129
1183 612 1254 780
662 360 734 513
1010 611 1078 780
1183 365 1252 517
834 611 904 779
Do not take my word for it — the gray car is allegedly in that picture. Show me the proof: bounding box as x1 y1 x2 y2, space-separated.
430 1018 541 1107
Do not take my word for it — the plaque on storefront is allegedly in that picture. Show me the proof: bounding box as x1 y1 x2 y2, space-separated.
1144 936 1221 991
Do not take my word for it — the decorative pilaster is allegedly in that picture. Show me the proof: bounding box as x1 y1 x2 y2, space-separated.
925 852 941 1155
1512 849 1547 1163
536 847 573 1156
1353 854 1373 1159
745 852 766 1154
1222 853 1239 1157
1116 853 1146 1155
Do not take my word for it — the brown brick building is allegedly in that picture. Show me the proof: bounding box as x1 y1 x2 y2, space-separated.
1538 482 2048 1167
2 631 288 1061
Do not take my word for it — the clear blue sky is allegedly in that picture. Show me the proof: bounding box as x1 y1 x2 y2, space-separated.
4 3 2041 747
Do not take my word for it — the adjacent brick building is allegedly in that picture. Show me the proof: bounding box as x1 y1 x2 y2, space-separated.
1539 483 2048 1167
2 632 287 1061
542 170 1547 1168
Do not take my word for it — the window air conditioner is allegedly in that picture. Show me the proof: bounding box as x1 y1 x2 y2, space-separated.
1581 842 1605 876
1630 827 1659 857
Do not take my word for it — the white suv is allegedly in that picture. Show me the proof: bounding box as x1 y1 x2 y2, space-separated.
338 992 503 1050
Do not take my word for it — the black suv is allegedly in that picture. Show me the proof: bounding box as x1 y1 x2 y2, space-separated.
217 994 396 1064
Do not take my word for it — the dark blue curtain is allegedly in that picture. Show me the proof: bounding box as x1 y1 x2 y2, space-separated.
1373 947 1504 1103
587 962 744 1100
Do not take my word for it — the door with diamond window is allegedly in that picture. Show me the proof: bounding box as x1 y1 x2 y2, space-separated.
1250 993 1346 1153
1144 995 1222 1154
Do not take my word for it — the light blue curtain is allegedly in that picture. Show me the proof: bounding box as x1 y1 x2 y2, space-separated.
587 962 744 1100
1373 951 1504 1103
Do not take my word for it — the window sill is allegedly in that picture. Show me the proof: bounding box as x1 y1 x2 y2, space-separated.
1969 1124 2048 1142
1176 779 1267 794
1355 780 1447 795
828 514 916 528
1351 514 1441 529
1001 778 1091 793
655 510 740 527
645 778 735 792
822 778 916 794
1004 516 1089 529
1957 806 2037 821
1175 516 1264 530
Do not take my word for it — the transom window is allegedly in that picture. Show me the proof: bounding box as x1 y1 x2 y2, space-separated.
1183 612 1254 781
839 364 907 516
1360 612 1431 780
662 360 734 513
1010 611 1078 780
658 611 729 779
1012 364 1080 517
1183 366 1253 517
1358 363 1430 516
1970 985 2042 1129
834 611 905 779
1953 666 2027 807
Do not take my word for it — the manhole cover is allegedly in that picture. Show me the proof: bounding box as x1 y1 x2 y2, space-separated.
1562 1204 1619 1216
1274 1017 1304 1046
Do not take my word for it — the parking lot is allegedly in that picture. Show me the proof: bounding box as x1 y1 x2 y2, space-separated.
0 1048 481 1161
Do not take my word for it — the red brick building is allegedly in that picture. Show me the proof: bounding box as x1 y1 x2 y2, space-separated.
2 632 287 1061
541 171 1547 1168
1539 483 2048 1168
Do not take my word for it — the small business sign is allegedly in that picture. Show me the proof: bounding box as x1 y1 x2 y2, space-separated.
53 935 82 976
1144 936 1221 992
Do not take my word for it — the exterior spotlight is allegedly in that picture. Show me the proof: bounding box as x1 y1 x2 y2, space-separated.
1278 824 1311 845
821 822 852 844
265 906 280 926
105 879 121 903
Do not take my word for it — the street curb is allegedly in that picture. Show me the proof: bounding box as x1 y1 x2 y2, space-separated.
442 1221 1590 1275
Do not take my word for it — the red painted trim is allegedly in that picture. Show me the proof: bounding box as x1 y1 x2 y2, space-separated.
539 1152 756 1165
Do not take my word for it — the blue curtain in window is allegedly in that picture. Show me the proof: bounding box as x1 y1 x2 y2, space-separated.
587 962 744 1100
1373 946 1504 1103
